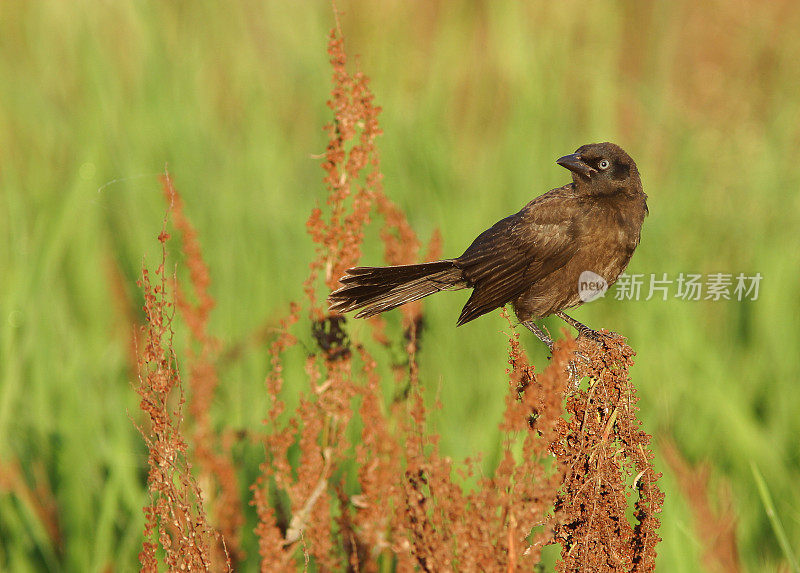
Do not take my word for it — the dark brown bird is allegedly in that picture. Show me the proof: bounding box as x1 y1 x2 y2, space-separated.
328 142 648 349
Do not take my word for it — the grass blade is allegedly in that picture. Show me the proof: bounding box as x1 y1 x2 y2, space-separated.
751 462 800 573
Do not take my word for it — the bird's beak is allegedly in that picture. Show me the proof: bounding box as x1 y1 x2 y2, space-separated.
557 153 595 179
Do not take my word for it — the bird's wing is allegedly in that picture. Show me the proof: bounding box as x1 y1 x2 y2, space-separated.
454 191 578 325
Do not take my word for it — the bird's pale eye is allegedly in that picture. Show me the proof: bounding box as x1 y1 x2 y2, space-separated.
598 159 610 170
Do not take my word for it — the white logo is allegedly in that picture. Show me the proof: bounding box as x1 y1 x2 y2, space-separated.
578 271 608 302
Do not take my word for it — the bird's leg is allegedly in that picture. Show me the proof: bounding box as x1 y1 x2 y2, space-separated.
555 311 601 340
524 319 587 383
522 320 553 352
552 312 598 383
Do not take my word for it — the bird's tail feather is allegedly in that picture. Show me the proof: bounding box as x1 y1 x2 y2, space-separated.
328 260 465 319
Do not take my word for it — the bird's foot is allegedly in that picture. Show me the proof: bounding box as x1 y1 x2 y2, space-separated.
555 311 617 348
576 325 601 341
577 328 621 352
523 319 608 387
565 350 592 386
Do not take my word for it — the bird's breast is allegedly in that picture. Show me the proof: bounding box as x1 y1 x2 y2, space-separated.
577 198 644 280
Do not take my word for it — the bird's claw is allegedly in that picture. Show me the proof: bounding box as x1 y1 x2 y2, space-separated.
577 327 601 341
565 350 591 386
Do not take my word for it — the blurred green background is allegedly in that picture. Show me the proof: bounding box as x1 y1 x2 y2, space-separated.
2 1 799 570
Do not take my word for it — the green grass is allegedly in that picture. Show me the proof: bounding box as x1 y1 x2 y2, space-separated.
1 1 799 570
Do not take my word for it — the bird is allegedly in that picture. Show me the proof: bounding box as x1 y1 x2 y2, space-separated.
327 142 648 350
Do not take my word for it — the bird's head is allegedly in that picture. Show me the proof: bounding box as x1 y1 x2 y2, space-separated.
557 142 643 197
